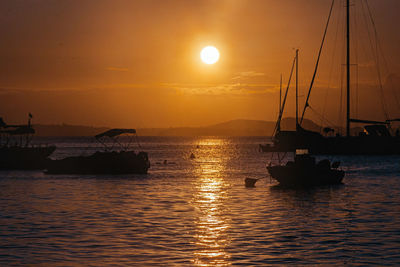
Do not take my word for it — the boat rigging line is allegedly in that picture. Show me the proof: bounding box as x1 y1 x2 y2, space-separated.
272 53 297 138
300 0 335 126
321 0 343 131
363 0 389 120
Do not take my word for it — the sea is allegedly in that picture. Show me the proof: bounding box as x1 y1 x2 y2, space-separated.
1 136 400 266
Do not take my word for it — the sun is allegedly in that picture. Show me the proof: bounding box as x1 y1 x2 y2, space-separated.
200 46 220 65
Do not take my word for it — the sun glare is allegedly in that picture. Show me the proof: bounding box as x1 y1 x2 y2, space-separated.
200 46 220 65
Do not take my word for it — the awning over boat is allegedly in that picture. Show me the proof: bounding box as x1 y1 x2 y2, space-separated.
95 128 136 139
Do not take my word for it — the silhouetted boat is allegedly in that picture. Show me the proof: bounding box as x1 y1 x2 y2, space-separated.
260 0 400 155
45 129 150 174
0 115 56 170
267 149 344 187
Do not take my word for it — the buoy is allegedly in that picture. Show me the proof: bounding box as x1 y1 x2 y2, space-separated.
245 178 258 187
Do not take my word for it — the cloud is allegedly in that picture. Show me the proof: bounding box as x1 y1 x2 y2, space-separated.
158 70 273 96
164 82 277 96
231 71 265 80
0 87 25 95
357 61 376 68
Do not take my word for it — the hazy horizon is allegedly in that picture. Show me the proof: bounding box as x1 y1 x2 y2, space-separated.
1 0 400 128
6 117 321 130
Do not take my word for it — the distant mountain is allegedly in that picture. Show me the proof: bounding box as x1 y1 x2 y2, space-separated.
32 118 322 137
34 124 109 137
32 118 365 137
137 118 322 137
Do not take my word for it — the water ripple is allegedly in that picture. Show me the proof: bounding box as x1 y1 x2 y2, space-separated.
0 137 400 265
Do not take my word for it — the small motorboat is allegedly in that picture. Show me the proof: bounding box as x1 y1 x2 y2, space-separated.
0 114 56 170
45 128 150 174
267 149 344 187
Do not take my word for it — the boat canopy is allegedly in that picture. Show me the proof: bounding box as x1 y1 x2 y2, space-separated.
95 128 136 139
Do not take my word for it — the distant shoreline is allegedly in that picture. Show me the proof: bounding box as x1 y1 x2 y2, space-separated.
32 118 326 137
34 135 274 138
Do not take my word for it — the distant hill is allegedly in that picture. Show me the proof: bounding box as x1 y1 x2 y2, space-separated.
32 118 322 137
34 124 109 137
137 118 322 137
30 118 377 137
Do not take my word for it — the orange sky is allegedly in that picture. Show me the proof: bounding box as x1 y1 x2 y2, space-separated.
1 0 400 128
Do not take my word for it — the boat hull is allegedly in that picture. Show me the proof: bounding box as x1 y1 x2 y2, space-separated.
0 146 56 170
267 165 344 187
45 151 150 175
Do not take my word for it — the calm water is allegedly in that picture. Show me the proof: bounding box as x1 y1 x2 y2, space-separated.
1 136 400 266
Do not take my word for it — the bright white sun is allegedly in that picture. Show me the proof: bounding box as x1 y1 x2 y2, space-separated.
200 46 220 65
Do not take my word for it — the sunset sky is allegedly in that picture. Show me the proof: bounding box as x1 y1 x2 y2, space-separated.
1 0 399 128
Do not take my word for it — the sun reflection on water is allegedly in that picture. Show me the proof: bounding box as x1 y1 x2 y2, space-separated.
191 138 232 266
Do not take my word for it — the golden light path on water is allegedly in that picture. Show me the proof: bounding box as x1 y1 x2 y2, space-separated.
2 137 400 265
190 138 232 266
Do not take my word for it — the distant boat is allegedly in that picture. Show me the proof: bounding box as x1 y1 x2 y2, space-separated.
267 149 344 187
0 114 56 170
45 128 150 174
261 0 400 155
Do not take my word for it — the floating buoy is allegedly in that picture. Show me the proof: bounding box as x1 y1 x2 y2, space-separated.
245 178 259 187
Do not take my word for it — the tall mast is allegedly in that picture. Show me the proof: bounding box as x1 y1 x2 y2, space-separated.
346 0 350 137
296 49 299 130
278 74 282 132
280 74 282 113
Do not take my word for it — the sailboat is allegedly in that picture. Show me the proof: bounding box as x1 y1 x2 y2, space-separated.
264 50 346 186
0 114 56 169
261 0 400 155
